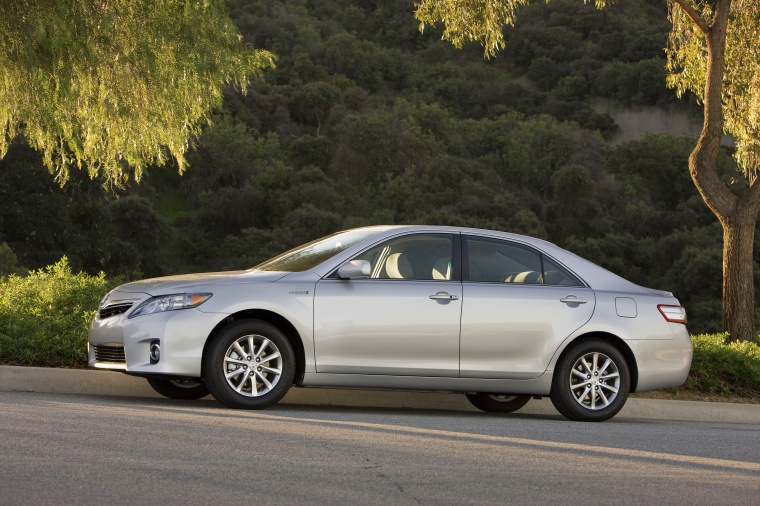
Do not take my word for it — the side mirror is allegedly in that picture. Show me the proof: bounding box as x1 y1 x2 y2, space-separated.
337 259 371 280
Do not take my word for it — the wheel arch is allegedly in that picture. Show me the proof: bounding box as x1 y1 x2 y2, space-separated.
202 309 306 386
555 332 639 393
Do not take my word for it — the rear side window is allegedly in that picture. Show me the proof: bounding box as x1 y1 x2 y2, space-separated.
542 256 584 286
467 237 542 283
465 236 583 286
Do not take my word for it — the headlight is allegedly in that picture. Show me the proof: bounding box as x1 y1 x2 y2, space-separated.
128 293 212 318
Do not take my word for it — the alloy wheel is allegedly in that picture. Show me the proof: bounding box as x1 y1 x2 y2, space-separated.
568 351 620 410
223 334 283 397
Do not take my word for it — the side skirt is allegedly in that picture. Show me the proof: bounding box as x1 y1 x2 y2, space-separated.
300 372 553 395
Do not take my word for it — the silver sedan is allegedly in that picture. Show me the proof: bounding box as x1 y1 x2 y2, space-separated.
88 226 693 422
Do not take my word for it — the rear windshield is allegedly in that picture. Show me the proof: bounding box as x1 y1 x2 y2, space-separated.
251 229 378 272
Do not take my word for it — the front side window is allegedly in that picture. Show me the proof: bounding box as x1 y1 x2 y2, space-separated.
353 234 454 281
466 236 583 286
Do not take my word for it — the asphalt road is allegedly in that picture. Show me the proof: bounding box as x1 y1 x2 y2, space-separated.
1 391 758 505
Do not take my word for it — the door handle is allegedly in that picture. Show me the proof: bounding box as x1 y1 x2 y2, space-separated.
560 295 587 304
430 292 459 301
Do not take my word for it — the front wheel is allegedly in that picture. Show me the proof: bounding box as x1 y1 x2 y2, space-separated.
465 393 531 413
550 339 630 422
147 377 209 400
203 320 295 409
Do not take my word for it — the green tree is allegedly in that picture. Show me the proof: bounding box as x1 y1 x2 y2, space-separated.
0 242 21 277
415 0 760 342
289 82 341 134
0 0 273 186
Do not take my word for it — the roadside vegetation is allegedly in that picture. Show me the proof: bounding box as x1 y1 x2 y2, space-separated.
682 333 760 400
0 259 120 367
1 262 758 402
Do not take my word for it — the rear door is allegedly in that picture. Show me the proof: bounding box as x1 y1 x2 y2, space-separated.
459 235 595 379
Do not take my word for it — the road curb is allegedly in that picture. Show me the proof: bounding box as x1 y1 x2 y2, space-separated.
2 365 759 424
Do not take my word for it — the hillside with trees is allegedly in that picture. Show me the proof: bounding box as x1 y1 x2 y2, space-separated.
0 0 756 334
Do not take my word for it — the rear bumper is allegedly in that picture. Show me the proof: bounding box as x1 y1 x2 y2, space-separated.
628 324 693 392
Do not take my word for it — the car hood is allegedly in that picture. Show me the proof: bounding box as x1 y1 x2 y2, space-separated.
115 270 290 295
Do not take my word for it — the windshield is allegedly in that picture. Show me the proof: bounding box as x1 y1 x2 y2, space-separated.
251 229 380 272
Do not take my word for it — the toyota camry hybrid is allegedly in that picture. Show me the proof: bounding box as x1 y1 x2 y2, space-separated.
88 225 693 422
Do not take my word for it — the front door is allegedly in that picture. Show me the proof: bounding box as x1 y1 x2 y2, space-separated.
313 233 461 376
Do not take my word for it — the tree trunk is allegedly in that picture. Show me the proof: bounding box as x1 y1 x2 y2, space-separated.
683 0 759 342
721 215 757 342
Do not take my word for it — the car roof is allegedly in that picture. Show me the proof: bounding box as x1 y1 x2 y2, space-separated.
358 224 557 247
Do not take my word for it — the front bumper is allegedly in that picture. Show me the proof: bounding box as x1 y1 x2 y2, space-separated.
88 305 225 378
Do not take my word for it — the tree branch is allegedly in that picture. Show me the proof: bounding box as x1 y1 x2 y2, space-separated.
672 0 710 34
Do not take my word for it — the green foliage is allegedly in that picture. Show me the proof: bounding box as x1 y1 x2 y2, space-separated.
528 57 568 91
666 0 760 179
686 333 760 398
0 258 118 367
105 196 171 277
606 134 696 207
289 135 331 169
415 0 525 57
332 111 438 185
0 0 274 186
595 58 673 106
290 82 341 128
415 0 608 58
0 242 22 277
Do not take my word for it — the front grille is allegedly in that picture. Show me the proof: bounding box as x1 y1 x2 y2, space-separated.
99 303 133 319
94 344 126 363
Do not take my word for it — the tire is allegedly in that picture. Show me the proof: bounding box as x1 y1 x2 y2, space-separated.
202 320 295 409
146 377 209 400
550 339 630 422
465 393 531 413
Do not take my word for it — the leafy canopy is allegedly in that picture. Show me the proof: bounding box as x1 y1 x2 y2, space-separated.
0 0 274 186
666 0 760 181
415 0 608 58
414 0 760 181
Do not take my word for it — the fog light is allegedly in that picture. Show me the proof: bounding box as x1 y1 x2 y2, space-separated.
149 341 161 364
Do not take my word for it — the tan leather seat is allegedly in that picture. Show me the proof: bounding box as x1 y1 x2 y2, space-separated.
432 258 451 280
386 253 414 279
505 271 542 284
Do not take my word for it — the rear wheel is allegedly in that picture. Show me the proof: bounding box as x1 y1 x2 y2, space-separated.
550 339 630 422
203 320 295 409
465 393 531 413
147 377 209 400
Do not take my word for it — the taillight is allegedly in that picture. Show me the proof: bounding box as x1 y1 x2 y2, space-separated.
658 305 687 324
